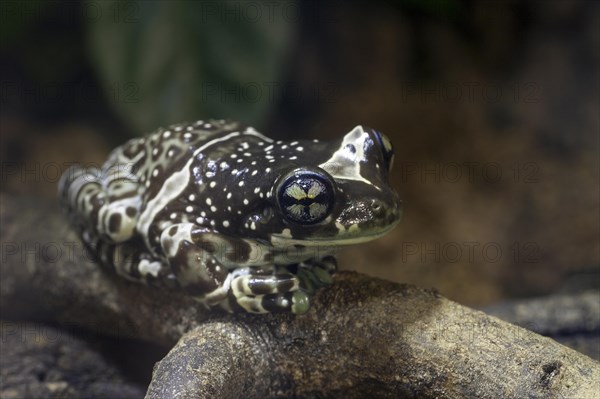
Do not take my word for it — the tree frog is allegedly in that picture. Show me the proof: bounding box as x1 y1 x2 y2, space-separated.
59 120 401 314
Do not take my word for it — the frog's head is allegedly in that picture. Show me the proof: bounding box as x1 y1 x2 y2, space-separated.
245 126 402 248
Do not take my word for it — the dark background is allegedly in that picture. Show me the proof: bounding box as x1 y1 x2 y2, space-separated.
1 0 598 308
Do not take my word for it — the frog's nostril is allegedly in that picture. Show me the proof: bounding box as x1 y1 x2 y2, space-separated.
371 199 384 216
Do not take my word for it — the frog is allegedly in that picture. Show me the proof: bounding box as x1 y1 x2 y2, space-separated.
59 119 402 314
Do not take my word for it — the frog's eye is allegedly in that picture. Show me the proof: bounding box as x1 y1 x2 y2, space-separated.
374 130 395 172
276 168 335 225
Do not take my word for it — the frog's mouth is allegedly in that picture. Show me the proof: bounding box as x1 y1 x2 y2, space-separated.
270 214 401 247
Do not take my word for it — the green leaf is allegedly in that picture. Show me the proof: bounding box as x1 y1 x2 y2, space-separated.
86 0 295 134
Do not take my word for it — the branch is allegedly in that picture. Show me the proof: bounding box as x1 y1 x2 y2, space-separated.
1 194 598 398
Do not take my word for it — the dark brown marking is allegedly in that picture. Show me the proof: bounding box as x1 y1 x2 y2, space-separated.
166 145 182 158
108 213 122 233
226 239 250 263
261 293 293 312
132 152 146 174
168 225 179 236
196 239 216 254
247 274 296 295
108 189 138 202
126 206 137 217
170 242 228 296
227 294 244 312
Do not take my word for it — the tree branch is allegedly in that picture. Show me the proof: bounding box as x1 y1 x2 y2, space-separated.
1 194 598 398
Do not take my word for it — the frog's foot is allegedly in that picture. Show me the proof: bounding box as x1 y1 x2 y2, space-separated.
225 257 336 314
229 290 311 314
232 272 299 295
224 267 307 314
295 255 338 295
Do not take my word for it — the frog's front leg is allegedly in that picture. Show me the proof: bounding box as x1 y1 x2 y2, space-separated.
160 223 309 313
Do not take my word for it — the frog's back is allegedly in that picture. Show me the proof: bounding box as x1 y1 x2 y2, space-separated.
107 120 243 198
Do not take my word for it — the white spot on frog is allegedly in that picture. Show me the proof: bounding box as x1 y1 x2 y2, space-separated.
319 125 373 186
138 259 161 277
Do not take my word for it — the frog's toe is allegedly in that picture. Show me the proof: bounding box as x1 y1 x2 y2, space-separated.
289 291 310 314
297 265 334 295
232 273 300 296
231 291 310 314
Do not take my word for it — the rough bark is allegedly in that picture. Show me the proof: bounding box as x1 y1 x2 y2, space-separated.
1 194 599 398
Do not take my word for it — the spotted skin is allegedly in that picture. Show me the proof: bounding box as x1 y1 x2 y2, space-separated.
59 120 402 313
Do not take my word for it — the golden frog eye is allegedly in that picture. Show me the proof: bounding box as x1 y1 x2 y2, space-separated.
276 168 335 225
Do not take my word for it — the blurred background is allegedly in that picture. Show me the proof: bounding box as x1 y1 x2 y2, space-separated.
1 0 598 326
1 0 599 394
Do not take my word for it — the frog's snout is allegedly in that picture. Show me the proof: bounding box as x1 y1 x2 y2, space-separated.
336 192 401 231
371 195 401 218
370 199 385 217
369 198 398 225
